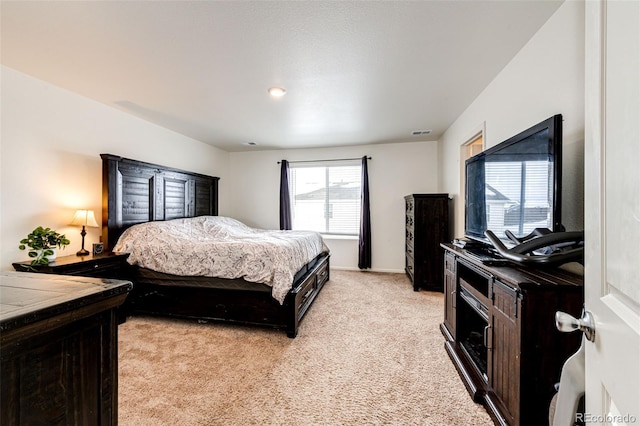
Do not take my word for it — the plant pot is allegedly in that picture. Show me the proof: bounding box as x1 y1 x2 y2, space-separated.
41 248 57 262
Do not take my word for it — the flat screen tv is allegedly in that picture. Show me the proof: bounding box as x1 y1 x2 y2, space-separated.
464 114 563 245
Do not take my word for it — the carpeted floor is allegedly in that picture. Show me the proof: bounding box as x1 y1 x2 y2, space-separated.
118 270 493 425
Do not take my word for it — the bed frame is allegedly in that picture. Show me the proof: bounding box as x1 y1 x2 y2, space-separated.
101 154 330 337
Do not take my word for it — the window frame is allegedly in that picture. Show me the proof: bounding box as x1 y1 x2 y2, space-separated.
288 160 362 236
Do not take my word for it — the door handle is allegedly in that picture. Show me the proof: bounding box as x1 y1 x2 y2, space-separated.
555 310 596 342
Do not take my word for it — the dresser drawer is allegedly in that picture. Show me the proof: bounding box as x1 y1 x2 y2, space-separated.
406 242 415 258
405 198 415 214
405 252 415 280
316 261 329 287
62 259 122 277
406 228 414 245
296 274 316 311
405 214 414 229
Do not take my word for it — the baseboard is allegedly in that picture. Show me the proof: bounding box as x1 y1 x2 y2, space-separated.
330 266 405 274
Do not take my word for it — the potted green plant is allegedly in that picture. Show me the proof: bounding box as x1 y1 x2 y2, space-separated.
18 226 70 267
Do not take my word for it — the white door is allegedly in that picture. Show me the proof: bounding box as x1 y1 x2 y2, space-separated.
584 0 640 424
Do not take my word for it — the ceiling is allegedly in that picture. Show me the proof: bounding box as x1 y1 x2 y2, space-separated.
1 1 563 152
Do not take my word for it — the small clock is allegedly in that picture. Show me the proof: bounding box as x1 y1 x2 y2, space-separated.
92 242 104 256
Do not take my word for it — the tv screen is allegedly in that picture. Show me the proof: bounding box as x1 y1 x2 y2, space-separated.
464 115 562 244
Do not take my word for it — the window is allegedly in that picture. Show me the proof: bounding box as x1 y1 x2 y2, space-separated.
289 161 361 235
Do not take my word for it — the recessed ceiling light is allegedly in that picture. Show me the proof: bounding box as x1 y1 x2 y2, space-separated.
411 130 432 136
244 142 258 146
268 87 286 97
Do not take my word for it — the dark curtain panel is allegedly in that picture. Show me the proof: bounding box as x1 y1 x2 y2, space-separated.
358 156 372 269
279 160 292 230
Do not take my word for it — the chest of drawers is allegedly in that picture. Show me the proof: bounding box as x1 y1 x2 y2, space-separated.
405 194 451 291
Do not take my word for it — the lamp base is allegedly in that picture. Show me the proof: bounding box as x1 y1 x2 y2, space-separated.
77 226 89 256
76 248 90 256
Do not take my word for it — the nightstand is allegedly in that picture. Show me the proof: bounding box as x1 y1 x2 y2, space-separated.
12 252 131 280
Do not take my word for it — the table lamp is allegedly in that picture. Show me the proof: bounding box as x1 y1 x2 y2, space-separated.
70 209 99 256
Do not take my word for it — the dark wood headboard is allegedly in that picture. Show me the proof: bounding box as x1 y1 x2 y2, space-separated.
101 154 220 251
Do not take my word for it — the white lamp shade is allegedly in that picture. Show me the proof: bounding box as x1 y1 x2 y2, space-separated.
70 209 99 228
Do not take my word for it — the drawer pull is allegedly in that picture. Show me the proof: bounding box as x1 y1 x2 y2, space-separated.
94 264 99 269
303 288 314 299
484 325 492 349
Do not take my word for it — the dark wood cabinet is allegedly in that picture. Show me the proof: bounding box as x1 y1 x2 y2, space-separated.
404 194 451 291
0 272 132 425
440 244 583 426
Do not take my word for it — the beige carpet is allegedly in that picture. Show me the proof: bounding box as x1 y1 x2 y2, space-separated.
118 270 493 425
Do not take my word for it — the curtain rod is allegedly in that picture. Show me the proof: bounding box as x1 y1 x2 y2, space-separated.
277 156 371 164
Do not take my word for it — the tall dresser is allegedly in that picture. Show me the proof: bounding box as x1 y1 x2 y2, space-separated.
405 194 451 291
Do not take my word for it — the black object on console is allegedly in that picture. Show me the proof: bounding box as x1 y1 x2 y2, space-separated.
485 228 584 266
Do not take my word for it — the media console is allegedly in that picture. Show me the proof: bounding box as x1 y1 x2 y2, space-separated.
440 243 583 426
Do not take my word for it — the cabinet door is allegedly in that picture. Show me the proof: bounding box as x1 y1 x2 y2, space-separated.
488 280 521 426
443 252 456 339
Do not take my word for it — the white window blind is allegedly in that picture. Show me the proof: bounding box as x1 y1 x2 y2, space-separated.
289 161 361 235
484 160 552 236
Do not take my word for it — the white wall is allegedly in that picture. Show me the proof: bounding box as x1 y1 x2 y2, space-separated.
228 141 440 271
0 66 231 269
439 0 585 238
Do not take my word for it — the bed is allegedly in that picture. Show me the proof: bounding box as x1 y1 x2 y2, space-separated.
101 154 330 337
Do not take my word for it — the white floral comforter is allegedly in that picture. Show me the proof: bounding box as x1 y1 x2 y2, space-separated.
113 216 329 304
